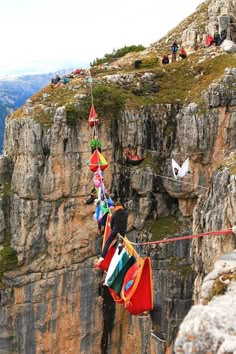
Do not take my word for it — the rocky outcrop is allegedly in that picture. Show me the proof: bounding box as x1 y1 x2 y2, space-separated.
151 0 236 53
0 62 235 353
174 251 236 354
0 2 235 353
192 167 236 303
174 157 236 353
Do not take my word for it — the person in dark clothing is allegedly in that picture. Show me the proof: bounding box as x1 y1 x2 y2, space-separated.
220 29 227 44
150 304 166 342
83 185 97 205
98 281 115 354
170 41 179 62
214 32 221 46
51 74 61 85
95 202 128 265
162 55 169 64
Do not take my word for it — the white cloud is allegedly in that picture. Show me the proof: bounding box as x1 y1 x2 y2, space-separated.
0 0 204 75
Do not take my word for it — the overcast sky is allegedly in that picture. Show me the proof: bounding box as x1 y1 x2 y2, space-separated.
0 0 204 77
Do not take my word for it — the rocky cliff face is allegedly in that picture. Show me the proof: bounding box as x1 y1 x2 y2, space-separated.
0 1 235 353
152 0 236 53
175 251 236 354
0 69 74 152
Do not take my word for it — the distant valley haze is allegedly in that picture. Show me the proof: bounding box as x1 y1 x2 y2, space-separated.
0 68 75 152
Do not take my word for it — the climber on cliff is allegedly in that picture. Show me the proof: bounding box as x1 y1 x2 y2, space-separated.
97 195 114 235
94 201 128 266
83 185 97 205
97 278 115 353
150 304 166 342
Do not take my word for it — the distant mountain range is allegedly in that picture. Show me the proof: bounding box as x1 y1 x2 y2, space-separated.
0 69 74 152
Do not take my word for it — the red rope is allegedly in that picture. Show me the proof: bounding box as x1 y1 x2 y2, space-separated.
126 229 233 246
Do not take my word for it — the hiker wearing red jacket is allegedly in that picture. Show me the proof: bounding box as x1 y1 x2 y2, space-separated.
205 34 215 47
179 47 187 59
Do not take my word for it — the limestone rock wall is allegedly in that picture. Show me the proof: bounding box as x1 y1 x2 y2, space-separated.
180 0 236 50
174 251 236 354
192 168 236 303
0 65 235 354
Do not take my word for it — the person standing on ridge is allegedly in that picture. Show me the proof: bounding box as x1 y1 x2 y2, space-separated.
170 41 179 62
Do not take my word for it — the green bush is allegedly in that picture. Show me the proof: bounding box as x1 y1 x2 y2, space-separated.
0 246 17 274
65 103 78 126
78 84 125 121
90 45 146 67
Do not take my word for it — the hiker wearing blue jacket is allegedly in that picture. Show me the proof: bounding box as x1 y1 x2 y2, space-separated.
170 41 179 62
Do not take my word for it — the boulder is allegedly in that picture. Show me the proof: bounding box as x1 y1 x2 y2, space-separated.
220 39 236 52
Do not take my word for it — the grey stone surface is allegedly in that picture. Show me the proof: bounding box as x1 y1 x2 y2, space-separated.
0 3 235 352
175 268 236 354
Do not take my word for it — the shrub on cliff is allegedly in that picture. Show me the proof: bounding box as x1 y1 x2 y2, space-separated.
65 102 79 126
0 246 17 287
90 45 145 67
77 84 125 122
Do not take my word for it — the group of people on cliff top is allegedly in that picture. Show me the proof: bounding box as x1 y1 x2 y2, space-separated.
205 30 227 47
161 27 231 65
161 41 187 65
50 68 85 88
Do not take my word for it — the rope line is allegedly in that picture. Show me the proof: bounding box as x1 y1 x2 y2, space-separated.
153 173 209 190
113 161 209 190
119 229 233 246
144 148 229 156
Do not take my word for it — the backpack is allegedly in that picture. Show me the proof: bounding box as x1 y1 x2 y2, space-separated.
171 44 179 52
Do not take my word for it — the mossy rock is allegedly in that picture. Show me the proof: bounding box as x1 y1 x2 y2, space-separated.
78 84 126 122
0 246 17 274
204 272 236 303
65 103 78 126
0 182 11 198
149 215 183 241
169 256 193 279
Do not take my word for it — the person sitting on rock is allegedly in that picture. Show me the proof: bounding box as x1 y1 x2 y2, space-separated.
205 34 215 47
179 47 187 59
220 29 227 44
51 74 61 87
162 55 169 65
214 31 221 46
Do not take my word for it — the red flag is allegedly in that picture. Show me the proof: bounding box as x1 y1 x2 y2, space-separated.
88 105 99 127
